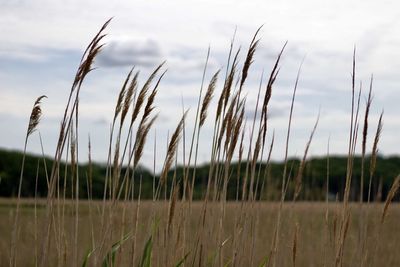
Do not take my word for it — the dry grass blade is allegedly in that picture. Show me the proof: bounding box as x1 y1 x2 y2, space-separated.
131 71 166 168
79 18 112 66
160 111 188 186
261 42 287 142
70 125 76 175
57 121 66 151
219 92 239 150
224 49 240 107
343 53 362 206
11 94 47 267
371 112 383 174
294 112 319 201
131 62 165 125
368 111 383 202
227 104 245 161
73 18 111 89
252 125 264 170
142 70 166 123
111 140 120 198
53 18 110 172
168 182 179 234
259 131 275 201
87 135 93 197
282 59 303 195
116 70 163 196
362 76 373 157
114 68 133 122
360 76 373 202
27 95 47 137
292 223 299 267
271 59 303 267
381 175 400 223
134 115 158 168
120 69 138 126
182 47 209 203
336 49 360 267
239 26 262 90
236 128 246 201
216 48 240 121
200 70 220 127
244 72 264 201
38 19 111 267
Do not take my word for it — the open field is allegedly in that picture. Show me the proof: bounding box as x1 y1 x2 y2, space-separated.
3 19 400 267
1 200 400 266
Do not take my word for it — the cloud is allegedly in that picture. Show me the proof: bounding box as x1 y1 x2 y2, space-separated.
245 105 288 121
95 38 220 85
96 38 163 68
93 117 108 125
0 47 49 62
0 45 79 66
164 56 220 85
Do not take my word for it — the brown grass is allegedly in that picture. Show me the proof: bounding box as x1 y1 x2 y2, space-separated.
5 20 400 267
2 201 400 266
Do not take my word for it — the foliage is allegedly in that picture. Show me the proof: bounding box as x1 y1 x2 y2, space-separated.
1 148 399 201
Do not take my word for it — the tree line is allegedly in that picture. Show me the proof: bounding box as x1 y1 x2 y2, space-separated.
1 148 399 201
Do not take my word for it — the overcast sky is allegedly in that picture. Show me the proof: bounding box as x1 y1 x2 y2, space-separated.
1 0 399 171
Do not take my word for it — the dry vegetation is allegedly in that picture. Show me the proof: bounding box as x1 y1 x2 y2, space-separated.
2 19 400 267
2 200 400 266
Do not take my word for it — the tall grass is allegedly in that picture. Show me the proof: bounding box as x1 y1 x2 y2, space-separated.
6 19 400 267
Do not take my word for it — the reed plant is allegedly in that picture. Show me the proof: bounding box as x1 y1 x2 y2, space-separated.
5 19 400 267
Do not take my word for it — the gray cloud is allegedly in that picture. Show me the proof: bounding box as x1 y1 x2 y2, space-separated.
245 105 289 121
0 45 79 65
94 117 108 125
95 38 221 84
96 38 163 68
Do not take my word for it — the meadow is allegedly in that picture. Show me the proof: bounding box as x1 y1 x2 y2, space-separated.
3 19 400 266
1 200 400 266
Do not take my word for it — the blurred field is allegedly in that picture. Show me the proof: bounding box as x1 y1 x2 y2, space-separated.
1 199 399 266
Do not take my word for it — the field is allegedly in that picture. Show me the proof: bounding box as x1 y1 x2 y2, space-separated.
1 200 400 266
3 19 400 267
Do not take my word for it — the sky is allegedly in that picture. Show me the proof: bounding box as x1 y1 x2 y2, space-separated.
1 0 400 171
